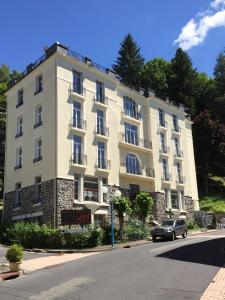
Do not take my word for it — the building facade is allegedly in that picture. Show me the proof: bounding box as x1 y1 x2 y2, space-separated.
3 43 199 226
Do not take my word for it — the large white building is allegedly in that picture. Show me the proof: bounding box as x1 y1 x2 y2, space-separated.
3 42 199 226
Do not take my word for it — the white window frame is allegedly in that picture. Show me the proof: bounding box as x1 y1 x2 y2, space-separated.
35 104 42 126
16 147 22 167
35 137 42 160
16 116 23 135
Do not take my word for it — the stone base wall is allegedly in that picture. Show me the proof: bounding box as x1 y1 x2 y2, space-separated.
56 178 86 226
3 179 55 225
151 192 167 222
184 196 195 221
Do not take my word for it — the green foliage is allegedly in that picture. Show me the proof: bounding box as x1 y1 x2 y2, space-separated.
6 244 24 262
187 220 200 230
200 195 225 213
168 48 197 114
214 50 225 96
124 219 149 241
142 57 171 99
113 33 144 89
134 192 154 223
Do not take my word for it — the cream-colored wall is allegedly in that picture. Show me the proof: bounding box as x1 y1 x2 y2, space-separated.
4 56 56 193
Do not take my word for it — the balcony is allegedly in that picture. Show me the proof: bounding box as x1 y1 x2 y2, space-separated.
159 146 170 156
69 118 87 134
33 156 42 163
158 121 168 131
69 85 86 101
94 125 109 140
93 95 108 109
34 121 43 129
14 164 22 170
119 133 152 153
95 159 111 173
15 132 23 139
71 153 87 169
120 164 155 181
172 125 181 135
16 101 23 109
121 108 141 124
161 173 172 183
176 176 185 186
174 150 184 160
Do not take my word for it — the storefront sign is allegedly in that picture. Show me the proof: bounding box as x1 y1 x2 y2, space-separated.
61 210 91 225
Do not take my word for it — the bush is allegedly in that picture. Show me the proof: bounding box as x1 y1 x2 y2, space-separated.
187 220 200 230
6 244 24 262
124 219 149 241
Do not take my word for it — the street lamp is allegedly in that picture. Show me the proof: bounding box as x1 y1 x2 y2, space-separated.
102 184 121 247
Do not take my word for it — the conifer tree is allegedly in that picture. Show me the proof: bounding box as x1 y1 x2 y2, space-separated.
113 34 144 90
214 50 225 96
168 48 197 114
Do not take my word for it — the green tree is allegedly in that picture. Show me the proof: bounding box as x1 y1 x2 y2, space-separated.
113 196 132 241
134 192 154 224
168 48 197 115
141 58 171 99
214 50 225 96
113 33 144 90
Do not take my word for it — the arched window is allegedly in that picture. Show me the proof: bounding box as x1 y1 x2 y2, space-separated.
126 154 140 175
123 97 139 119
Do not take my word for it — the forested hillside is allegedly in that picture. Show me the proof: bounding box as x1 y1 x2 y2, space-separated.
113 34 225 200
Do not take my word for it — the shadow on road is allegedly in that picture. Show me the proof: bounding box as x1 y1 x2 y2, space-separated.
157 238 225 267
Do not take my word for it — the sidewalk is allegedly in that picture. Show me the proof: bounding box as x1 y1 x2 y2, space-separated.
201 266 225 300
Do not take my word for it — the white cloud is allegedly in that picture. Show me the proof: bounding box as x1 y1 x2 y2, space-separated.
174 0 225 50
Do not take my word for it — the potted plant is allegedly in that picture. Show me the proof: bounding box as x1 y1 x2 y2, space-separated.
5 244 24 272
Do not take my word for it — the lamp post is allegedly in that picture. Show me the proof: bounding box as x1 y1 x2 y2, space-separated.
102 184 121 247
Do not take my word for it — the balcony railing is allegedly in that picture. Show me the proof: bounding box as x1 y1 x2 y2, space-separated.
15 132 23 139
16 101 23 109
93 95 108 106
122 108 141 120
159 146 170 155
158 121 168 129
162 173 172 182
33 156 42 163
172 125 181 134
119 133 152 150
70 118 87 131
72 153 87 166
174 150 184 158
95 159 111 170
176 176 185 184
34 121 43 129
14 164 22 170
95 125 109 137
124 166 155 178
70 84 86 96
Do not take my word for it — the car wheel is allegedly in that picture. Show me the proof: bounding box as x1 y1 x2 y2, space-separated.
152 236 156 243
171 232 175 241
182 230 187 238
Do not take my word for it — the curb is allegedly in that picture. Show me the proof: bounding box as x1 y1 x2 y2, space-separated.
24 240 151 254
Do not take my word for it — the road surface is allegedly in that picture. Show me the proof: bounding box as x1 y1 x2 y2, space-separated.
1 230 225 300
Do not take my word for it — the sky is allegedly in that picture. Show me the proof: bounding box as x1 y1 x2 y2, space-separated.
1 0 225 77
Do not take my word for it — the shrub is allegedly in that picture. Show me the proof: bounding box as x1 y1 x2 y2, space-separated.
187 220 200 230
6 244 24 262
124 219 149 241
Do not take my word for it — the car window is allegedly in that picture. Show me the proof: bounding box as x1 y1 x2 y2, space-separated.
161 220 174 226
175 220 181 226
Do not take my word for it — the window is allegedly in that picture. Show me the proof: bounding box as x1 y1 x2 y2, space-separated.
123 97 139 119
180 191 185 210
73 102 81 128
34 104 43 128
34 137 42 162
14 182 22 208
73 71 82 94
97 142 106 169
162 158 169 181
176 161 183 183
16 116 23 138
124 123 138 145
17 89 23 108
97 110 105 135
73 135 84 164
96 81 104 103
129 184 139 202
160 132 167 153
171 190 179 209
84 176 98 202
74 174 80 200
35 75 43 94
174 137 180 157
159 109 165 127
34 176 42 203
165 188 170 209
172 115 179 132
126 154 140 175
15 147 22 169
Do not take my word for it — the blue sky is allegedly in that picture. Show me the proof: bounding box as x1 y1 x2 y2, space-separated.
1 0 225 76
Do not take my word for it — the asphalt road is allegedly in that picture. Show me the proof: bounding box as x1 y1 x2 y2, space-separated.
1 230 225 300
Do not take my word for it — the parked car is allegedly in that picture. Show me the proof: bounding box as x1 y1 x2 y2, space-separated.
151 218 187 242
